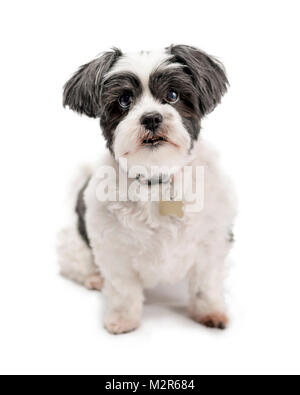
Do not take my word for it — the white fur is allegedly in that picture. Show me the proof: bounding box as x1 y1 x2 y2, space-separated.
106 50 177 88
111 52 191 176
58 140 236 333
114 92 191 172
58 50 237 334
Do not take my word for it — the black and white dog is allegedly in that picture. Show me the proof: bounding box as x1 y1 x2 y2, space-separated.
58 45 236 334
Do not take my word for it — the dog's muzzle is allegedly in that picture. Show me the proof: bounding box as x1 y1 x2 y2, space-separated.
140 112 167 146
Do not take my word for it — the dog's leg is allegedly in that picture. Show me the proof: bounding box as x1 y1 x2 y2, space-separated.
103 276 144 335
57 227 103 290
188 237 232 330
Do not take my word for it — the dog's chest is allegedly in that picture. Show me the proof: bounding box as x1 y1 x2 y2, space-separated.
112 201 201 287
133 232 197 287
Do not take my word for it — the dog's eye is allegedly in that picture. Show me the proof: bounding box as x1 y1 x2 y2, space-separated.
119 93 132 109
166 90 179 104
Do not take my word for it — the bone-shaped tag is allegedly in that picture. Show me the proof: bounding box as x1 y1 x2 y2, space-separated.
159 200 184 218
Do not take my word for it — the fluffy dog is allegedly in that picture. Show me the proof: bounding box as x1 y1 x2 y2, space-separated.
58 45 236 334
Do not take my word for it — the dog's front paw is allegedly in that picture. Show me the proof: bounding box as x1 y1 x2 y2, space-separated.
104 314 140 335
84 274 104 291
192 312 228 330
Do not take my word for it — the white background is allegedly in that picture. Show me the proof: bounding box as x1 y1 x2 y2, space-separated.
0 0 300 375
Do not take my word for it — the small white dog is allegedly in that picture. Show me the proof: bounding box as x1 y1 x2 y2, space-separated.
58 45 236 334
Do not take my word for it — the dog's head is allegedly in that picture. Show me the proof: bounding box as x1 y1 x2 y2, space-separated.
64 45 228 171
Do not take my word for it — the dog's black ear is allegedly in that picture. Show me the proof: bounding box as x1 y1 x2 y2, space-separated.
167 45 228 116
63 48 122 118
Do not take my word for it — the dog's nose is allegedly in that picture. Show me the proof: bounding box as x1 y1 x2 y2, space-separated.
140 112 163 132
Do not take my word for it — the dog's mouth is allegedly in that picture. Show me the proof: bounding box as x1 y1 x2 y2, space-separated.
141 132 168 147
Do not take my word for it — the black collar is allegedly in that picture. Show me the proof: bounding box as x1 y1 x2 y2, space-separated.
136 174 172 186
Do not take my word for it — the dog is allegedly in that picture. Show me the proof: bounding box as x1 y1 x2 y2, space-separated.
58 45 236 334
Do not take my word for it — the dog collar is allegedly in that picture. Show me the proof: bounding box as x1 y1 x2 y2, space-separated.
135 174 184 218
136 174 172 186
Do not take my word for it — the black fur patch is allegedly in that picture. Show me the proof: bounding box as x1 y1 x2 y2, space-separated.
166 45 229 117
63 48 123 118
229 230 235 243
149 67 201 141
75 178 91 247
100 72 142 151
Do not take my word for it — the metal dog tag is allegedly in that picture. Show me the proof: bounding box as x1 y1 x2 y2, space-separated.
159 200 184 218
